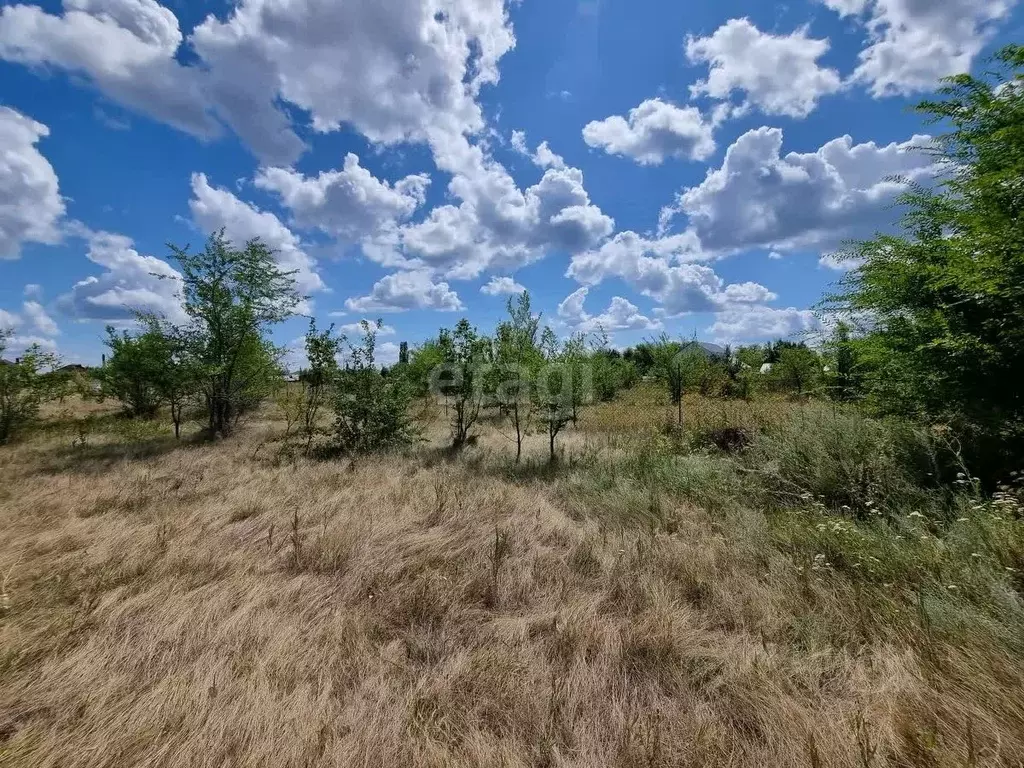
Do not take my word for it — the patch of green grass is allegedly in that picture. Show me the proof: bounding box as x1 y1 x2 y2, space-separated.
742 402 947 517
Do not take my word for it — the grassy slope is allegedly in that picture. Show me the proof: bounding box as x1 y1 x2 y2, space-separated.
1 391 1023 767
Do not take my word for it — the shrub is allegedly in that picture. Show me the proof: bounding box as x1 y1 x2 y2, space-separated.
745 402 944 516
590 346 638 403
534 328 582 463
768 346 822 398
286 320 342 452
99 326 168 419
330 321 416 456
0 338 61 443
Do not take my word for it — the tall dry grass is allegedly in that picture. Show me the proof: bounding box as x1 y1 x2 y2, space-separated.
0 395 1023 766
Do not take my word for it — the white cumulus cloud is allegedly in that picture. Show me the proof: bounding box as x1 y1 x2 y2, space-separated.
558 287 661 333
707 305 821 344
393 134 614 279
58 229 186 324
345 270 463 313
582 99 716 164
511 131 567 169
21 301 59 336
0 309 19 331
338 321 396 337
254 154 430 242
481 276 527 296
0 300 61 354
822 0 1018 96
0 0 223 149
189 173 324 296
686 18 844 119
0 107 65 259
191 0 514 152
661 127 936 254
568 231 776 317
0 0 516 165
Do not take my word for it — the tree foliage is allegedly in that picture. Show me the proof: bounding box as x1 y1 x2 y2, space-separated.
98 317 198 436
827 44 1024 473
590 336 638 403
771 346 821 397
331 321 416 455
99 325 170 419
0 335 61 444
493 292 543 463
170 232 299 437
649 336 687 425
535 327 576 462
437 319 490 450
732 345 767 400
299 320 343 449
822 322 860 402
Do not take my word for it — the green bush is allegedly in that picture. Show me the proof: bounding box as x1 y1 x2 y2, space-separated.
99 326 168 419
329 322 417 456
745 403 945 516
826 46 1024 481
0 339 62 443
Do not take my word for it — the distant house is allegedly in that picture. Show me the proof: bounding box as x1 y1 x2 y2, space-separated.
58 364 92 375
0 358 14 366
679 341 727 358
759 362 773 375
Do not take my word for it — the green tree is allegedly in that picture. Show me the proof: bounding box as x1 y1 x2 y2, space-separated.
101 318 199 436
99 325 168 419
650 335 685 425
764 339 807 364
771 346 821 397
589 329 637 403
827 45 1024 471
822 322 860 402
677 347 728 396
0 335 61 444
561 332 589 425
535 327 575 463
298 320 343 451
623 343 658 378
647 335 720 417
436 319 490 450
151 323 200 439
733 345 767 400
493 292 543 464
331 321 415 455
170 232 300 437
404 339 447 398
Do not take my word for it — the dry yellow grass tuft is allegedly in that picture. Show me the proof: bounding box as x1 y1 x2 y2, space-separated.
1 398 1023 767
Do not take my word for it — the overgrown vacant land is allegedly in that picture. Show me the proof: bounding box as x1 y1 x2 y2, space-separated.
2 390 1024 768
3 46 1024 768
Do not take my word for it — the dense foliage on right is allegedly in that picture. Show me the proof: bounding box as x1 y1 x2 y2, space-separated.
827 45 1024 482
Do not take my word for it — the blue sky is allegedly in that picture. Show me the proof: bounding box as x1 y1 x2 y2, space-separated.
1 0 1021 367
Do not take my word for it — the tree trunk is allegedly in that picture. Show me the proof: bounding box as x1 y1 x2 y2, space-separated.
513 404 523 464
211 395 232 438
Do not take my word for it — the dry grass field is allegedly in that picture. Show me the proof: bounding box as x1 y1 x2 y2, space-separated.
2 390 1024 767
